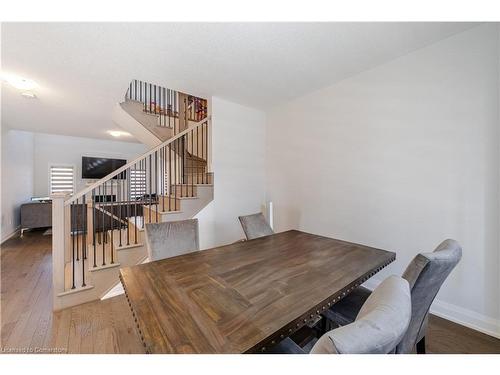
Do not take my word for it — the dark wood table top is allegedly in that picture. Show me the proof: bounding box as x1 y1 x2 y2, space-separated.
119 230 395 353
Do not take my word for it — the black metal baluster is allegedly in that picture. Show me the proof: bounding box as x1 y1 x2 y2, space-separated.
118 175 122 247
153 84 157 115
168 144 172 211
174 139 178 208
173 91 177 134
155 151 158 223
76 197 80 261
83 196 87 260
160 147 164 212
191 130 194 195
148 155 152 223
164 87 167 126
134 163 138 244
159 86 162 124
97 185 101 245
110 181 114 264
149 83 152 113
206 121 209 183
71 202 75 289
127 168 131 246
142 81 145 112
92 188 97 267
202 123 205 183
197 125 200 186
166 89 169 128
102 182 106 266
181 135 184 185
82 195 86 287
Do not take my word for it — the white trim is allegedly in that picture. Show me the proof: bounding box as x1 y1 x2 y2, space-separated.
362 276 500 339
101 283 125 300
1 226 20 244
101 257 149 300
430 300 500 339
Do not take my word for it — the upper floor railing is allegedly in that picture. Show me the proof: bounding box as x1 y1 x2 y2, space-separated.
125 79 208 130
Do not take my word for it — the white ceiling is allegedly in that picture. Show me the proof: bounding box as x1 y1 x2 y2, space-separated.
1 22 479 141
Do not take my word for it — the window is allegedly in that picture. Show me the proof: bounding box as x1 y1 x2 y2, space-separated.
49 165 75 195
130 169 146 199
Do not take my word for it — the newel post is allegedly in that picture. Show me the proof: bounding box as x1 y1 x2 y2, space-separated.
51 193 68 310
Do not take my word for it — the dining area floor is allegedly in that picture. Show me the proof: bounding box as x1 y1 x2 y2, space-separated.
1 229 499 354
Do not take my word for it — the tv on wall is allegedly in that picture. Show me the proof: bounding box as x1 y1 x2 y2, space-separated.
82 156 127 179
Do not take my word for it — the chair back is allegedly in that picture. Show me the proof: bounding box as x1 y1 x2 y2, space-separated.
145 219 199 261
396 239 462 353
311 276 411 354
238 213 273 240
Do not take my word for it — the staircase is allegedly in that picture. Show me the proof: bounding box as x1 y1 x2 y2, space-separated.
51 80 213 311
112 80 208 147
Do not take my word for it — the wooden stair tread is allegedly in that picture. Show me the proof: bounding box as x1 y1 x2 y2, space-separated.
143 205 183 215
89 262 121 272
57 284 94 297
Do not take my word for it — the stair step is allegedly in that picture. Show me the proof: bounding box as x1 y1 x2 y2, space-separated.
155 124 174 130
183 175 212 184
143 205 183 215
170 184 197 197
143 207 183 224
57 284 94 297
186 153 207 163
89 262 121 272
184 161 206 167
115 242 144 251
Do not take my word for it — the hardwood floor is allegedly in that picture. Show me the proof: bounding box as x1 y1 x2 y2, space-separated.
1 230 143 354
1 230 499 354
427 315 500 354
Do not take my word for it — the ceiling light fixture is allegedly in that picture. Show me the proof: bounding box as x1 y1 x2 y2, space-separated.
2 73 38 90
108 130 132 138
21 92 37 99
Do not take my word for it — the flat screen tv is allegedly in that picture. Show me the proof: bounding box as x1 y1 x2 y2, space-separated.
82 156 127 179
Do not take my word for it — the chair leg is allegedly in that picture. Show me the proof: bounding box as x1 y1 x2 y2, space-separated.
416 336 426 354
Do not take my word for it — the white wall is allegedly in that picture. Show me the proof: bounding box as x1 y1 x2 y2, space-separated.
196 97 267 248
1 128 34 241
266 24 500 337
33 133 147 197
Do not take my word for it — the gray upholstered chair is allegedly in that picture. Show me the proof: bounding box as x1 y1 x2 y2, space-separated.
144 219 199 261
270 275 411 354
322 239 462 354
238 213 274 240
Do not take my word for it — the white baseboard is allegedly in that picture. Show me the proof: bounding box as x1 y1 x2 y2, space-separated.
1 226 20 244
430 299 500 339
362 277 500 339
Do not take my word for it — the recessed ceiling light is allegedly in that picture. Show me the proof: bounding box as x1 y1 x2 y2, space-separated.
108 130 132 138
2 73 38 90
21 92 37 99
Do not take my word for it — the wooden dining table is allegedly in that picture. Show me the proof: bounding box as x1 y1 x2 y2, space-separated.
119 230 396 353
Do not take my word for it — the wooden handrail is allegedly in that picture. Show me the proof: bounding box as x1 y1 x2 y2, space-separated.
65 117 209 206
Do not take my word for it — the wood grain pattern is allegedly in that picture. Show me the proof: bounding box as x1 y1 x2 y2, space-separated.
2 230 499 354
120 230 396 353
426 315 500 354
1 230 143 354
